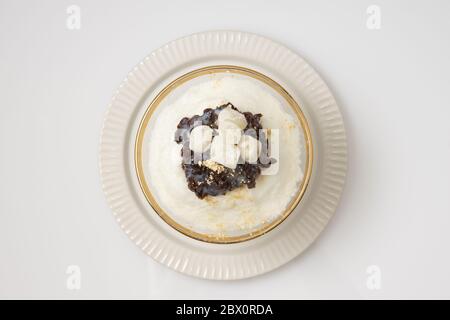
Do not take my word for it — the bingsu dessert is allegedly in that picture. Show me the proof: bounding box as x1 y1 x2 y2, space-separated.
144 73 307 240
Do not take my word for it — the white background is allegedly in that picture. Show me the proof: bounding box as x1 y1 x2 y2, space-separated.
1 0 450 299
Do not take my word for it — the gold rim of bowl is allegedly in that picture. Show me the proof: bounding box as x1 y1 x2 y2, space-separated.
135 65 314 244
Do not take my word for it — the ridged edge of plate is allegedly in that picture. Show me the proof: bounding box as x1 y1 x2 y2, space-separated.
99 30 347 280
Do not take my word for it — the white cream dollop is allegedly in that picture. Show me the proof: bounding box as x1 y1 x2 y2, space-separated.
189 125 213 154
210 135 241 169
239 134 262 164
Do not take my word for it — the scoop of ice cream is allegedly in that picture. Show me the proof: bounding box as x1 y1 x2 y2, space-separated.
218 106 247 130
189 125 213 153
210 135 240 169
239 134 262 164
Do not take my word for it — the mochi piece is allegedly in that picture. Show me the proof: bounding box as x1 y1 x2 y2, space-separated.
239 134 262 164
210 135 240 169
189 125 213 153
220 123 242 145
218 106 247 130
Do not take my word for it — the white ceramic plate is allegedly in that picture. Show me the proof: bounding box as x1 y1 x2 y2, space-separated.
100 30 347 280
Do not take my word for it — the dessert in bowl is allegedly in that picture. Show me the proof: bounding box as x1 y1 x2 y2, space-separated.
135 66 312 243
